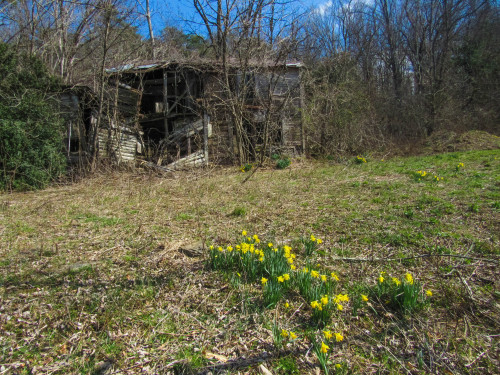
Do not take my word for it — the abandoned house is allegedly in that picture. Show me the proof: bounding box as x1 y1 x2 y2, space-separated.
61 60 305 168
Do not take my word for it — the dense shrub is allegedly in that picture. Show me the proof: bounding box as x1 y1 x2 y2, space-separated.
0 43 66 191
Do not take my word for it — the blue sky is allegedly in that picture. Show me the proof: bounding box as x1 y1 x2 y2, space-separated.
137 0 328 38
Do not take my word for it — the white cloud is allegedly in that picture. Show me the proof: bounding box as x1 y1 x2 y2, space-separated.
316 1 333 16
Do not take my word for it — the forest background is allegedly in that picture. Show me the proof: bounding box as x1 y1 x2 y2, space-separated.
1 0 499 189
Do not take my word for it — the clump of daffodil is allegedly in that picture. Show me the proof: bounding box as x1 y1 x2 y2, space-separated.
413 170 428 182
310 293 348 324
315 328 346 374
240 163 252 172
374 271 428 313
303 234 323 256
210 231 348 314
417 170 427 177
355 155 367 164
272 325 299 350
456 162 464 172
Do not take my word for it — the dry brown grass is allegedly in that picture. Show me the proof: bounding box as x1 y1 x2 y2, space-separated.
0 149 499 374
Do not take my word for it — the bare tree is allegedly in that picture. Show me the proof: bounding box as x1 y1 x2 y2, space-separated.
136 0 156 59
192 0 304 164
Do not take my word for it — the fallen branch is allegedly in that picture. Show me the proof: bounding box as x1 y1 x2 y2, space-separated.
241 165 260 184
196 348 314 374
329 253 499 265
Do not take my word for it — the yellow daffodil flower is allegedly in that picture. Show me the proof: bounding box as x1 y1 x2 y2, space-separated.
379 276 384 283
335 332 344 342
405 273 414 285
283 274 290 281
321 274 327 282
277 276 285 283
290 265 296 270
334 294 349 303
392 277 401 286
317 238 323 244
331 272 339 281
242 230 247 236
310 234 316 242
281 329 288 337
320 341 329 353
336 304 343 311
323 330 333 339
261 277 268 285
426 290 433 297
284 302 290 308
321 295 328 305
361 294 368 302
311 270 320 278
290 331 297 340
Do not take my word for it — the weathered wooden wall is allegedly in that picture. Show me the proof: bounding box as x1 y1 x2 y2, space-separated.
97 126 138 162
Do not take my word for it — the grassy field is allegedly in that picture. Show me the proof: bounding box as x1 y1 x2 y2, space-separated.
0 147 499 374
